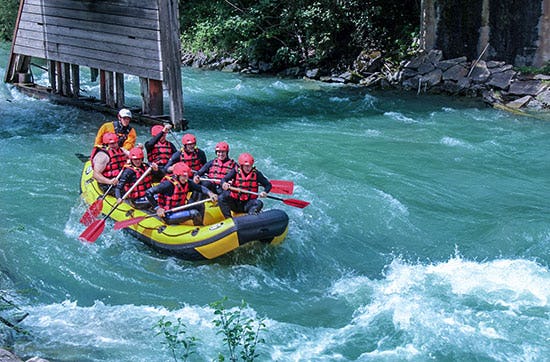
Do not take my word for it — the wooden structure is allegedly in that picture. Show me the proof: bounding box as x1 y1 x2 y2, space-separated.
4 0 187 129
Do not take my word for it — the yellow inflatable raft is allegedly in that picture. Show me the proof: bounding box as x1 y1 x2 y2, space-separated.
79 161 289 260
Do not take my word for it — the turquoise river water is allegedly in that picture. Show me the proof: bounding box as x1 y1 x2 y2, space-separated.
0 44 549 361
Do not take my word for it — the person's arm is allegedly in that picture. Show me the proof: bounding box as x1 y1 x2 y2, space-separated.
221 168 237 191
115 168 134 200
162 151 181 174
189 180 217 201
122 128 137 151
94 122 113 146
144 132 163 153
198 149 208 166
145 181 173 208
92 152 115 185
256 170 272 194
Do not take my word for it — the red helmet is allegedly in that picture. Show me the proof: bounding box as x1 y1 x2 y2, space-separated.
238 153 254 166
173 162 192 176
129 147 144 159
102 132 118 145
151 125 164 136
215 141 229 153
182 133 196 145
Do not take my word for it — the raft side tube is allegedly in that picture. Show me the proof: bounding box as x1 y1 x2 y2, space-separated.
233 209 289 245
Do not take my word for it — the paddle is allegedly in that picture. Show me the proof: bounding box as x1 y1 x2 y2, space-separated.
80 172 123 225
200 177 294 195
79 167 152 243
226 185 310 209
113 197 213 230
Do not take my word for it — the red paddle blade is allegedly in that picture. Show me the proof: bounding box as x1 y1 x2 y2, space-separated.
79 199 103 225
270 180 294 195
113 216 146 230
78 219 106 243
282 198 310 208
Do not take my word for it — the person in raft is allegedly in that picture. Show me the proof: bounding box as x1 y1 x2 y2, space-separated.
162 133 207 174
144 124 177 182
90 132 128 194
145 162 218 225
115 147 157 209
193 141 236 194
94 108 137 154
218 152 272 218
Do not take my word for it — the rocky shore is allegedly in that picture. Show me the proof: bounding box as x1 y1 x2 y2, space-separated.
0 349 48 362
183 49 550 115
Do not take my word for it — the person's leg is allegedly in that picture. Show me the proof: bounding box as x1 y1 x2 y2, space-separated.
244 199 263 215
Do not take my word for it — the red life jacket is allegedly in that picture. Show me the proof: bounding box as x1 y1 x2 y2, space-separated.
157 175 190 209
230 167 259 201
123 163 152 199
207 158 236 179
180 148 203 171
91 145 127 178
147 141 174 166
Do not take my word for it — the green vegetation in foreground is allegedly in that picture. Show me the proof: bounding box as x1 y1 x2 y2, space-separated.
155 298 267 362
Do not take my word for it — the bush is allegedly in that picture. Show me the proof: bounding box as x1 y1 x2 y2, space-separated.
0 0 18 41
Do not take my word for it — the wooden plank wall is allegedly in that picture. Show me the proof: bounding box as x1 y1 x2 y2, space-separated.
13 0 164 80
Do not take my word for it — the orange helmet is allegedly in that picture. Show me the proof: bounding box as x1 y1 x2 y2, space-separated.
151 125 164 136
215 141 229 153
173 162 192 177
129 147 144 159
182 133 196 145
238 153 254 166
102 132 118 144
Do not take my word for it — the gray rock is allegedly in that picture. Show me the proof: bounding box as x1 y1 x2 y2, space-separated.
486 70 516 89
421 68 443 87
469 60 491 83
437 57 467 71
535 89 550 106
418 62 436 74
508 80 548 96
489 64 513 74
506 95 532 109
486 60 506 68
443 64 468 81
305 68 320 79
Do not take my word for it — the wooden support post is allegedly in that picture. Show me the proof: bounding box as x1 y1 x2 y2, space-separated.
104 71 115 107
56 62 62 95
71 64 80 97
62 63 72 96
115 72 125 108
158 0 184 128
90 67 98 82
100 70 106 102
149 79 163 116
140 77 151 115
48 60 56 92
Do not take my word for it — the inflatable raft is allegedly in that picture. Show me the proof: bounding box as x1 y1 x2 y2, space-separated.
79 161 289 260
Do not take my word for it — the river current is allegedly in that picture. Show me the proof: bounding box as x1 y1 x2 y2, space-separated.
1 43 549 361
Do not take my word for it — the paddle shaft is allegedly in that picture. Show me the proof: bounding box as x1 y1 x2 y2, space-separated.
104 166 153 219
113 197 212 229
227 185 282 201
201 177 294 195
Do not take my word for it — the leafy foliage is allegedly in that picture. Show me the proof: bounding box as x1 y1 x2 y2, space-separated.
210 297 266 362
0 0 18 41
179 0 421 69
154 316 198 362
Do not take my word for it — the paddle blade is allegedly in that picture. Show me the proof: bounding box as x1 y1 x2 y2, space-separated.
282 198 310 208
270 180 294 195
78 219 106 243
79 199 103 225
113 216 146 230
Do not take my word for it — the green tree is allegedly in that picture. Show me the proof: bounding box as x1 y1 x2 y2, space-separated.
0 0 18 41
